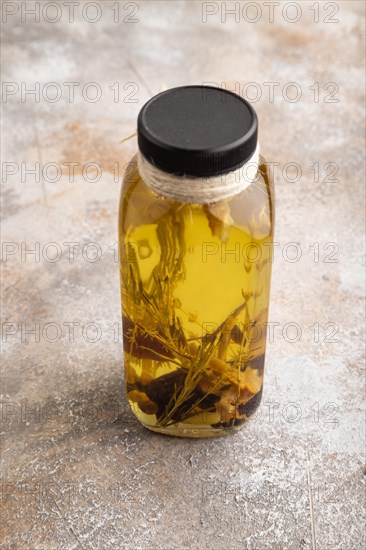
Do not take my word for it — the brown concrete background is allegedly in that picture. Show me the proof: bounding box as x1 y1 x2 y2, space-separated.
1 1 365 548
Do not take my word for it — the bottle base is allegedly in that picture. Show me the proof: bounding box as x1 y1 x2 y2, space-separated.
142 421 242 438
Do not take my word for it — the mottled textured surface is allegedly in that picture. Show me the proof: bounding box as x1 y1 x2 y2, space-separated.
1 1 365 548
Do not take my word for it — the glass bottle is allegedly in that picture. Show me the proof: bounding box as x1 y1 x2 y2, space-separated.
119 85 275 437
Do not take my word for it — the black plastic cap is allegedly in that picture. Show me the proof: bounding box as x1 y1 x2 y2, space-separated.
137 85 258 177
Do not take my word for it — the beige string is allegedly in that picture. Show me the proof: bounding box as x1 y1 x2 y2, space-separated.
136 143 260 204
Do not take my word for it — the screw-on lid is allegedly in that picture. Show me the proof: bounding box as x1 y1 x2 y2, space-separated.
137 85 258 177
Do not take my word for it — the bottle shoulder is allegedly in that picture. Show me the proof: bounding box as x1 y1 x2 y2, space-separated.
120 153 275 241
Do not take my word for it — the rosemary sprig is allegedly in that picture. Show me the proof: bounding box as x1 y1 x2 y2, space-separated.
155 300 249 427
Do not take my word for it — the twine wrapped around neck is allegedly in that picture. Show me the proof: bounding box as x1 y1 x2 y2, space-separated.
136 144 260 204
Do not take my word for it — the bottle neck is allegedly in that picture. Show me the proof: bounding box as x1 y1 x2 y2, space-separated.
136 144 261 204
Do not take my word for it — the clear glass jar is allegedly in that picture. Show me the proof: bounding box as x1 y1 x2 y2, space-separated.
119 86 275 437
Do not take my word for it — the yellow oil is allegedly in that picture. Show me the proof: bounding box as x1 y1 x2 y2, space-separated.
119 155 274 437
